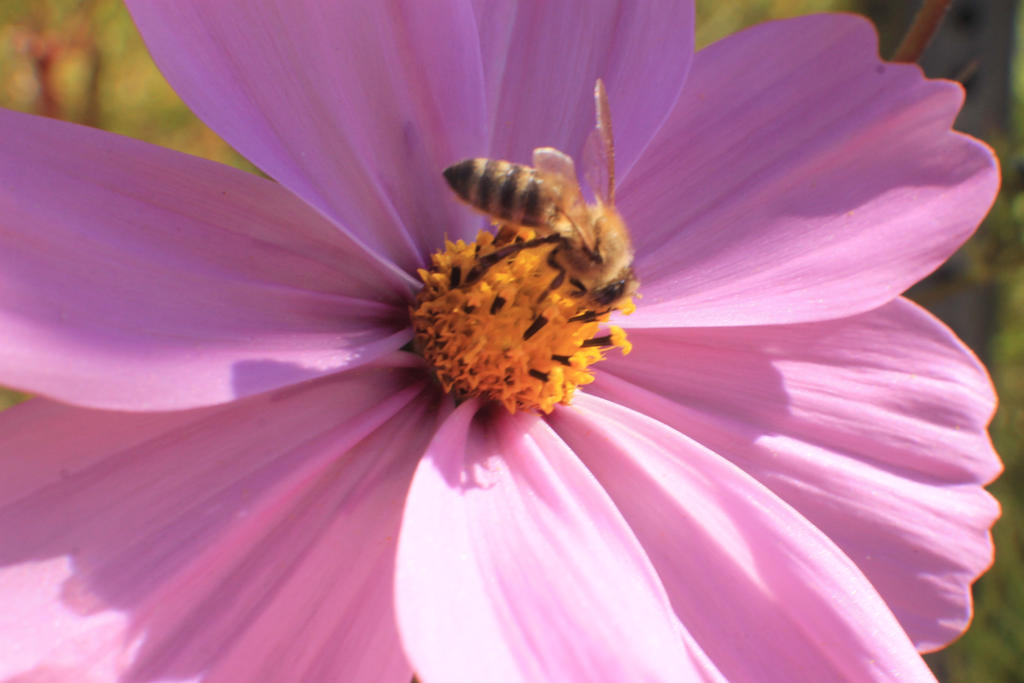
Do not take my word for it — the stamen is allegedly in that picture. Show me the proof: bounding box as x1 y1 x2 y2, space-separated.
580 327 631 353
569 310 603 323
522 315 548 340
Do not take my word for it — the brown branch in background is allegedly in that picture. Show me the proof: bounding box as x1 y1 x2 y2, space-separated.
27 0 62 119
952 58 980 85
72 0 104 127
24 0 104 124
891 0 953 63
31 40 62 119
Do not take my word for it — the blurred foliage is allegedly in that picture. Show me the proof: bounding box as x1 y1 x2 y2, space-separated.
0 1 1022 681
695 0 856 45
0 0 251 166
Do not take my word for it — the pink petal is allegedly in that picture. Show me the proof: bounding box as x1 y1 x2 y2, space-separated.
550 394 938 681
395 400 717 682
472 0 694 179
620 14 999 327
126 0 488 273
0 358 437 681
592 298 1000 650
0 558 131 682
0 109 412 411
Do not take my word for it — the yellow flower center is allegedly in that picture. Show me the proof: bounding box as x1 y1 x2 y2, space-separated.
411 226 633 414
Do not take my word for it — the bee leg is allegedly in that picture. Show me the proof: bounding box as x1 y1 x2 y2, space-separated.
464 233 561 285
523 249 568 339
537 247 567 303
568 277 588 297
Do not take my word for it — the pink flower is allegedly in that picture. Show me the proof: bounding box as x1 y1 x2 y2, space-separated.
0 2 1000 681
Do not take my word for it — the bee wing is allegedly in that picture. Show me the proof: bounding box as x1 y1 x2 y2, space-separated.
532 147 578 186
532 147 588 215
532 146 596 251
583 79 615 206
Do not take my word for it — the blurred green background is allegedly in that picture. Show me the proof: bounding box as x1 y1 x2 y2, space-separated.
0 1 1020 681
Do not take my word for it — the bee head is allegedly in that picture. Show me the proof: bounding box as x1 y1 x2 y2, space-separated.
591 267 637 307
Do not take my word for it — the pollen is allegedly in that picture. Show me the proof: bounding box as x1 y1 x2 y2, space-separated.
411 226 633 414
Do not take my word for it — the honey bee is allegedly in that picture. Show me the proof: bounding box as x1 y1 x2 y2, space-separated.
443 79 637 311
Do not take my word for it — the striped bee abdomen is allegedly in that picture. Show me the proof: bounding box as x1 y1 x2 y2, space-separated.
443 158 547 227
